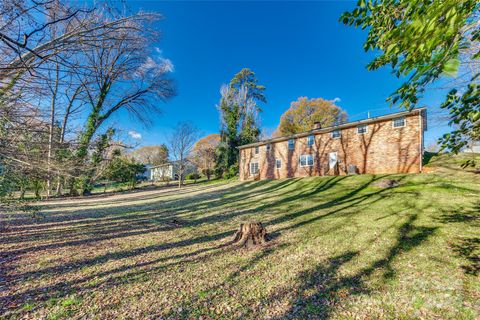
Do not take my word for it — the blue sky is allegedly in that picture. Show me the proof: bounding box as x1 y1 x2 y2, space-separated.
113 1 449 147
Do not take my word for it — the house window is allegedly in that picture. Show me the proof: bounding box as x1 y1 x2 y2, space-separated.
307 135 314 147
357 124 368 134
266 143 271 152
250 162 259 174
254 146 259 155
288 139 295 150
299 154 314 167
275 159 282 169
393 116 406 128
331 130 341 139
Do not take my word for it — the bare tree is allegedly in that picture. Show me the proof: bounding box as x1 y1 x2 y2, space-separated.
129 145 169 165
73 13 175 195
0 1 176 198
191 134 220 180
168 122 199 188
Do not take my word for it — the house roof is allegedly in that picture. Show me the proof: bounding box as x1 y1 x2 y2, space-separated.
150 162 174 169
238 107 426 150
150 160 195 169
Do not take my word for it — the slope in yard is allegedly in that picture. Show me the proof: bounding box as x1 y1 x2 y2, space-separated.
1 154 479 319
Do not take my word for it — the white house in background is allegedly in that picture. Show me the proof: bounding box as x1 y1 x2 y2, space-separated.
150 161 197 181
464 141 480 153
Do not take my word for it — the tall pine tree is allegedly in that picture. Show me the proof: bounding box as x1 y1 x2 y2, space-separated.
216 68 266 177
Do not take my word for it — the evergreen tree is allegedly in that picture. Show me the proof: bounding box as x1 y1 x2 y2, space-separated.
216 69 266 176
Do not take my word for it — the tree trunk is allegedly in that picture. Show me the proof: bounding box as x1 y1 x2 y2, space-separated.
19 187 25 200
46 61 60 198
55 178 63 196
230 222 269 248
178 161 183 188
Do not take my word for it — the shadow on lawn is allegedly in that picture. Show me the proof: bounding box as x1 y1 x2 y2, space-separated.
436 201 480 276
272 213 437 319
436 201 480 225
1 180 282 249
1 178 305 313
0 174 437 318
451 237 480 276
3 178 307 259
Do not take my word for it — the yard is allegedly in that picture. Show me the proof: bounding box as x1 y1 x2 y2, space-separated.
1 154 479 319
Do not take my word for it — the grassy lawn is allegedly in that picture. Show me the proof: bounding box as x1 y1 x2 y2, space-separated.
1 154 479 319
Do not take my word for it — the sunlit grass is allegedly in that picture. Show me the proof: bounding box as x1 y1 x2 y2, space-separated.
1 153 479 319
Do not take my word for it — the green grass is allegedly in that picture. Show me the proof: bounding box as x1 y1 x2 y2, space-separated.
1 154 479 319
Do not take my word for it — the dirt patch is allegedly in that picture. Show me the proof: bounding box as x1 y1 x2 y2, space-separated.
375 179 400 188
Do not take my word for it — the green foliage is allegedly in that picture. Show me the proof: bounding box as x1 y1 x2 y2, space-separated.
92 128 115 165
104 156 145 189
341 0 478 108
439 84 480 167
224 164 239 179
216 68 266 176
0 169 14 200
186 173 201 181
214 165 224 179
230 68 267 106
30 179 45 199
78 128 116 195
342 0 479 165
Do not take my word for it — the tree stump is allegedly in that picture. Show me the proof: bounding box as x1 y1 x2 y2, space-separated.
231 222 269 248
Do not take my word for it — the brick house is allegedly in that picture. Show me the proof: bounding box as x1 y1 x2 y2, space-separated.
238 108 427 181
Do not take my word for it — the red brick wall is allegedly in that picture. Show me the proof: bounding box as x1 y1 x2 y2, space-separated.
239 111 424 181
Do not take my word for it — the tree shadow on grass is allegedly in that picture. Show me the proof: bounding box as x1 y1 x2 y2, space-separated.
1 179 297 255
435 201 480 225
0 174 434 318
451 237 480 276
0 177 339 316
268 175 400 233
269 251 361 320
37 182 234 210
3 179 305 290
5 175 370 282
0 229 238 314
435 202 479 276
271 214 437 319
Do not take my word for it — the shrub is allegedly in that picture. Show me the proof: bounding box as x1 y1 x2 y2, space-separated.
104 157 145 189
186 173 201 182
214 167 224 179
224 164 238 179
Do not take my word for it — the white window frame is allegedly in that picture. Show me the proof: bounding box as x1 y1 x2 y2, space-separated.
357 124 368 134
331 129 341 139
288 139 295 150
307 135 315 147
266 143 271 152
299 154 314 167
254 146 259 155
249 162 259 175
392 116 406 128
275 159 282 169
